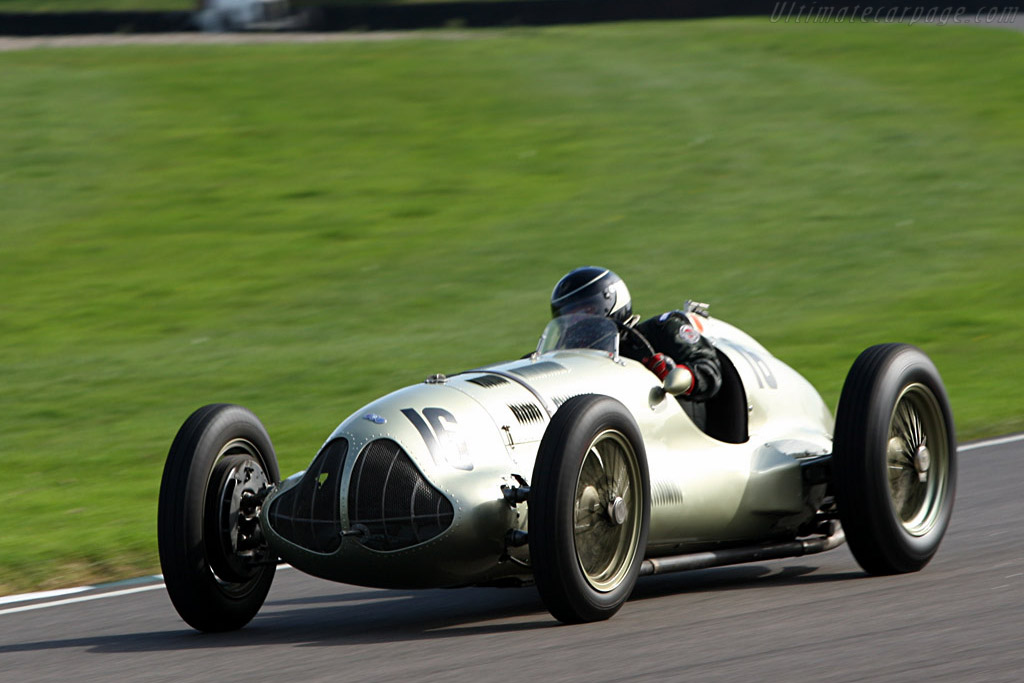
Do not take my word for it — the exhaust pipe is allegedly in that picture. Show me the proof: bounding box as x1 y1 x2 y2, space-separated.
639 523 846 577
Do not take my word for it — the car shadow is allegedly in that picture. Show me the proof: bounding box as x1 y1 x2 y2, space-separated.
0 563 867 656
630 564 864 602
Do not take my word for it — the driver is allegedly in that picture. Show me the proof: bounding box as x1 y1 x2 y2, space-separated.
550 266 722 402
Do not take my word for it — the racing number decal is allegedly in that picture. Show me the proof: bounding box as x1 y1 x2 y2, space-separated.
401 408 473 471
720 341 778 389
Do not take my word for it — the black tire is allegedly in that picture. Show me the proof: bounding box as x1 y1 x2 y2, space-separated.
833 344 957 575
158 404 280 632
530 395 650 623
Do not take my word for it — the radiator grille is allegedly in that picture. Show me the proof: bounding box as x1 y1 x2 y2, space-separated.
266 438 348 554
348 439 454 551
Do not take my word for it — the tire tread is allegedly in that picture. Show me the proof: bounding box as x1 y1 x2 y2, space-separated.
530 395 649 624
833 344 956 575
158 404 278 632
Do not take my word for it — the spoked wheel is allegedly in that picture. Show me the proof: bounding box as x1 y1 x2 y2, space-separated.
530 395 649 624
574 430 644 592
886 384 952 537
833 344 957 575
158 404 280 632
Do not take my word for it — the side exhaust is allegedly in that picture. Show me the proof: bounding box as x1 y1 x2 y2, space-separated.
639 523 846 577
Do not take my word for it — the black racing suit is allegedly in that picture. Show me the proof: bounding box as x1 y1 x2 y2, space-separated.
621 310 723 402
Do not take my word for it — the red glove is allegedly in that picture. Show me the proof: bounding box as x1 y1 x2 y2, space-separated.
642 353 676 380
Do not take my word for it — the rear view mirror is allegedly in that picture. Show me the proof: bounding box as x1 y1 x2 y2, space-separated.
663 367 693 396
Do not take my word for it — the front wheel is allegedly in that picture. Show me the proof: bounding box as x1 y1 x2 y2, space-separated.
158 404 280 632
529 395 650 623
833 344 957 575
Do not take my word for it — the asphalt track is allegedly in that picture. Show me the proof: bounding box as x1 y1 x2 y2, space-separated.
1 436 1020 682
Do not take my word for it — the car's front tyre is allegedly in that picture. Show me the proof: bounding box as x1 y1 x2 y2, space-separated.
158 404 280 632
530 395 650 623
833 344 957 575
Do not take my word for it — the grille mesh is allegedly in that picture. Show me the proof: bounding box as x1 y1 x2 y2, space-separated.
267 438 348 554
348 439 454 551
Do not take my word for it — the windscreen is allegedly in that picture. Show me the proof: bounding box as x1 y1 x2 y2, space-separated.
536 314 620 356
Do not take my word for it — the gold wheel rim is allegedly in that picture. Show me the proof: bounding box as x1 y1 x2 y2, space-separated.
886 383 950 537
573 430 642 592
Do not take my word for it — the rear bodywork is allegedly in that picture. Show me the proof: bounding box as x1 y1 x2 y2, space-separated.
260 317 834 589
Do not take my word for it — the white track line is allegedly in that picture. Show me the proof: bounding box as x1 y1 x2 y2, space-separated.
0 564 291 617
0 586 89 606
0 584 165 616
0 574 164 607
959 433 1024 452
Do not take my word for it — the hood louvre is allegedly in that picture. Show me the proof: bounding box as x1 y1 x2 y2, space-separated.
466 374 510 388
509 402 545 424
509 361 567 379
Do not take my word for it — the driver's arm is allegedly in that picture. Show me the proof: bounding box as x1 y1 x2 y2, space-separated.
635 313 722 401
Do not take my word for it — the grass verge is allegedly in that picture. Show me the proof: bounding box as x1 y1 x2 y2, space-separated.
1 20 1022 593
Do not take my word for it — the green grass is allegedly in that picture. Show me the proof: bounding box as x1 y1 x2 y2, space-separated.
1 20 1022 594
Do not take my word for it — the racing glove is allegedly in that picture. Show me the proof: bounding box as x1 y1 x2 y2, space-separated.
642 353 677 381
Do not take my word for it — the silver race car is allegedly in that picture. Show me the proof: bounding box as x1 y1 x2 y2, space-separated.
158 309 956 631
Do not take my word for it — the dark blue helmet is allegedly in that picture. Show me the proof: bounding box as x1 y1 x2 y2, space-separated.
550 267 632 323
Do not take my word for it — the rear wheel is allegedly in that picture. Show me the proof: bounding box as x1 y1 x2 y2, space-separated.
530 395 649 623
833 344 956 574
158 404 280 631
